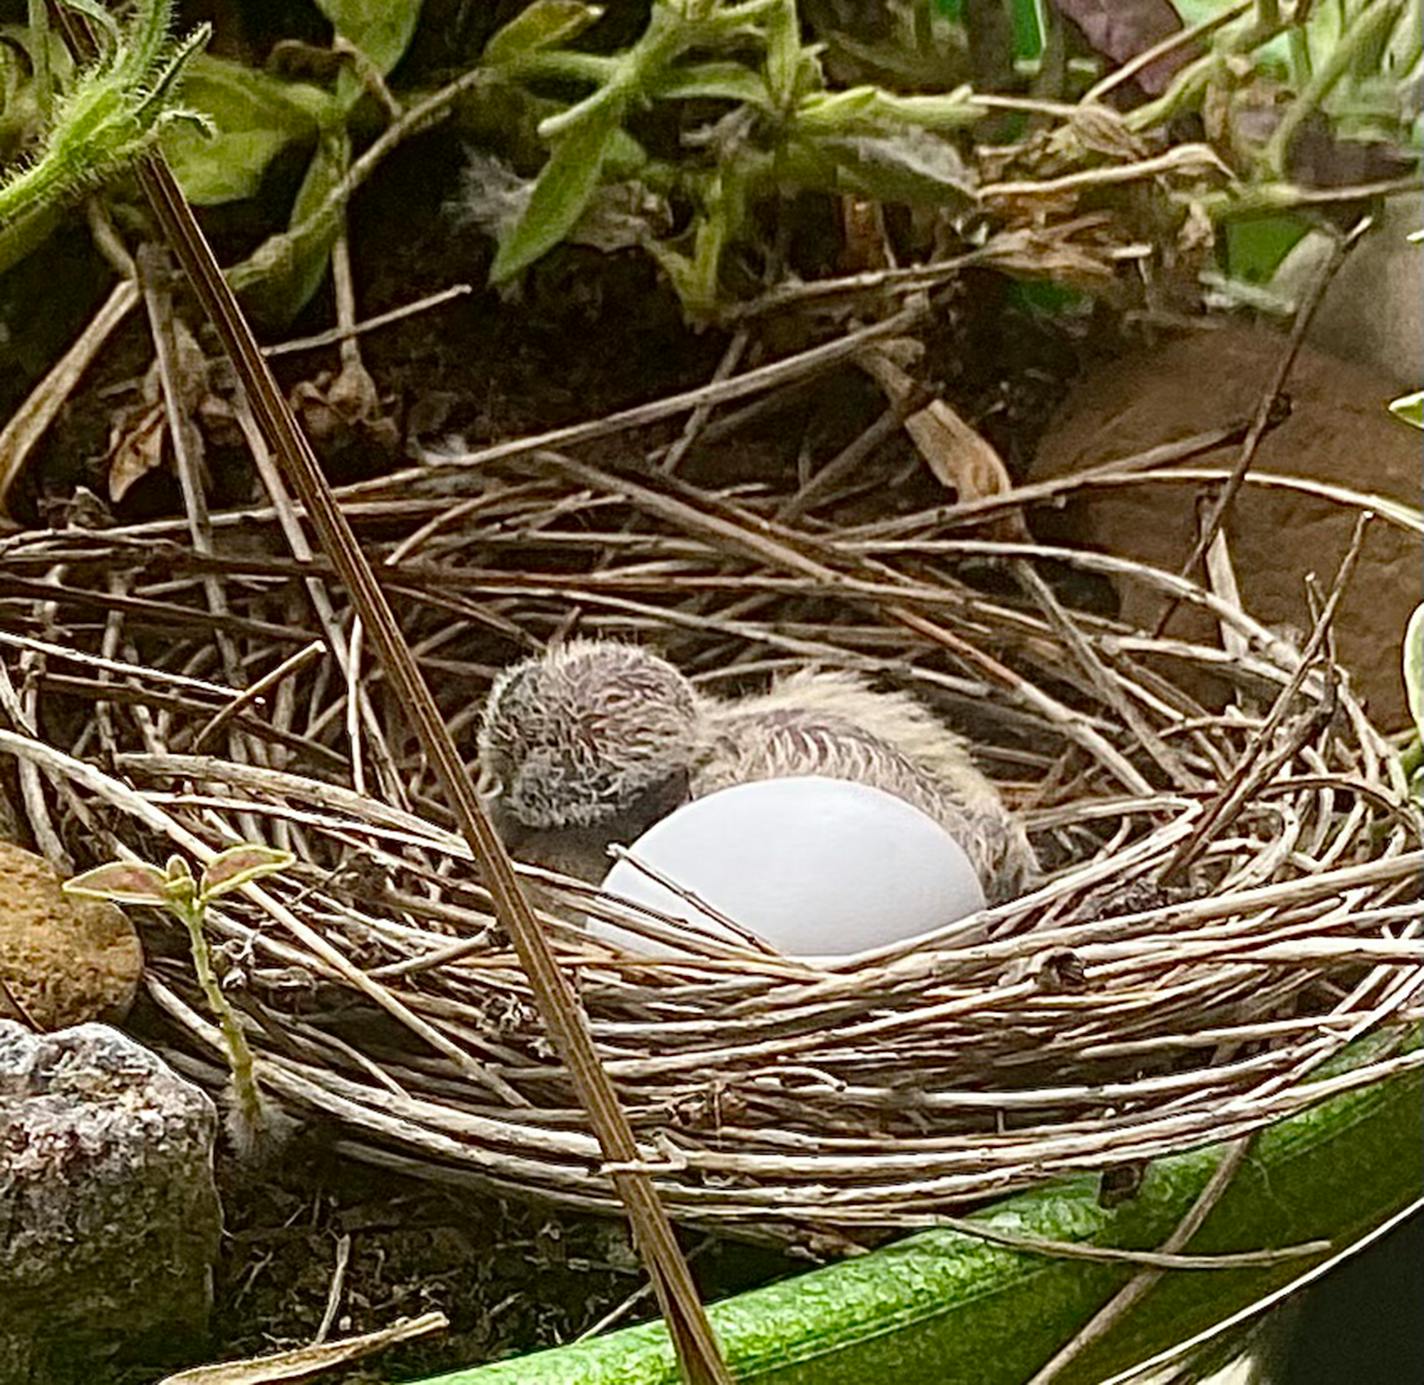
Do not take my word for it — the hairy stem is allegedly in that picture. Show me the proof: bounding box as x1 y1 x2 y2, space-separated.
179 896 266 1137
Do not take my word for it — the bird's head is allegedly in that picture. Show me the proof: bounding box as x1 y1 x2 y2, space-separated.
476 640 701 880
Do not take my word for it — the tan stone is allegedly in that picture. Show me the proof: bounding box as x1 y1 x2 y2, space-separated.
1030 325 1422 729
0 843 144 1030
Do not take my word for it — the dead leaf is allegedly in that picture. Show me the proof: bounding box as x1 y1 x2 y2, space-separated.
156 1311 447 1384
290 362 402 455
105 399 168 503
103 319 218 503
859 344 1030 540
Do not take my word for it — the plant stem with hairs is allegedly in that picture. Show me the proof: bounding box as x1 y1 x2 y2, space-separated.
0 0 210 274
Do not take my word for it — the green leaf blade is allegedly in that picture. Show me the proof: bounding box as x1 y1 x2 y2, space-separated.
1405 604 1424 744
163 57 330 206
64 860 169 905
484 1 604 66
489 101 624 284
1389 390 1424 430
200 844 296 900
314 0 423 76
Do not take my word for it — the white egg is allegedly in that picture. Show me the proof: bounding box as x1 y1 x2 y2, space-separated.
593 775 987 961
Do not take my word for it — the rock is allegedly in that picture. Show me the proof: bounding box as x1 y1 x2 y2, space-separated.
0 1020 222 1382
1030 326 1421 729
0 841 144 1030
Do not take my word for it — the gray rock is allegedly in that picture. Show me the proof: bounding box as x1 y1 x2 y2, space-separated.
0 1020 222 1382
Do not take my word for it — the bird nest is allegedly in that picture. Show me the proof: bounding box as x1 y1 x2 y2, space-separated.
1 440 1421 1249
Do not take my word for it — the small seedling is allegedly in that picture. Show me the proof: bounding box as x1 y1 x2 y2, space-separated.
65 843 294 1153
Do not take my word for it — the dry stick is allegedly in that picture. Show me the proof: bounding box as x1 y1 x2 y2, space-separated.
661 328 750 475
327 228 380 797
131 157 733 1385
312 1232 353 1347
0 278 140 520
1014 560 1194 791
230 403 410 813
1026 1138 1256 1385
191 641 324 753
855 347 1188 787
1165 513 1370 880
979 144 1232 200
155 1311 449 1385
778 405 905 521
263 283 473 359
1152 219 1369 637
1082 0 1252 104
557 328 754 643
425 298 931 472
839 419 1264 542
139 243 270 848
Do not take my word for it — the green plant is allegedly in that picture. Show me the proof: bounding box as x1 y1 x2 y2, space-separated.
0 0 427 321
462 0 1421 317
64 843 295 1151
470 0 984 316
0 0 210 275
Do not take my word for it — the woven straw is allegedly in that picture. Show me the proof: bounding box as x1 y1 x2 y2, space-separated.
1 437 1420 1246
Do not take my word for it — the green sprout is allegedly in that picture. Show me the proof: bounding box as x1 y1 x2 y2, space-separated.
64 843 294 1152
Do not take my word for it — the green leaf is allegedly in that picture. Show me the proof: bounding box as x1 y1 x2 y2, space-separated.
162 55 329 206
63 860 169 905
1224 216 1310 285
1389 390 1424 429
314 0 423 76
1405 604 1424 743
809 129 977 207
200 844 296 900
648 62 772 108
229 122 350 327
490 98 624 284
484 1 604 66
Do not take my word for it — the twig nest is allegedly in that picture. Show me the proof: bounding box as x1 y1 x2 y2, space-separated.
0 843 143 1030
596 776 987 959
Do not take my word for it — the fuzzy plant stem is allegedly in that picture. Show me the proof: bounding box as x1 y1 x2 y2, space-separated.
176 895 267 1137
0 0 204 233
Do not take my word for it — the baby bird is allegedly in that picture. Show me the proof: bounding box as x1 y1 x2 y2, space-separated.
476 640 1037 904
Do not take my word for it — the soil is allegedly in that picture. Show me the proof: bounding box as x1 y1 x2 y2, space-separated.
108 1143 792 1384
